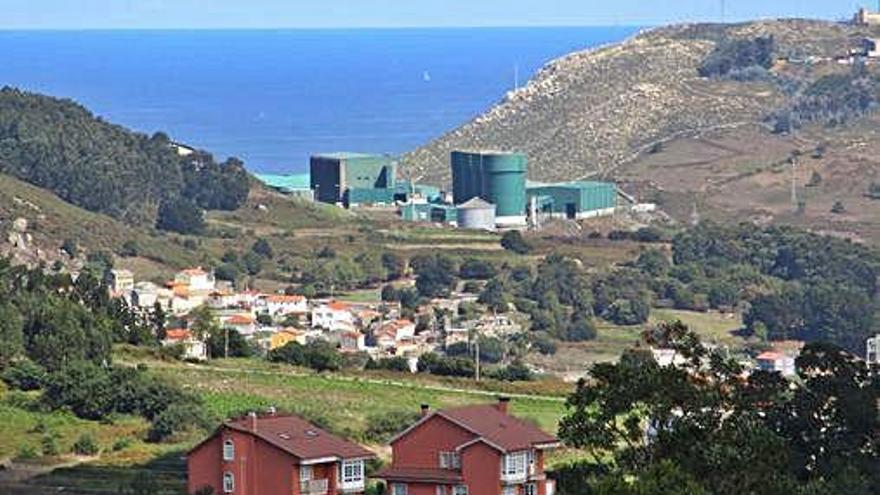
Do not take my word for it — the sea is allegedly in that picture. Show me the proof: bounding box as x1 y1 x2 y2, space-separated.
0 27 638 174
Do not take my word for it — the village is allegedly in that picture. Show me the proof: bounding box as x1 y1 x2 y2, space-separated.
105 264 524 372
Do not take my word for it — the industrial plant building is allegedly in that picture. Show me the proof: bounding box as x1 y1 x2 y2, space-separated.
310 152 397 206
309 152 441 208
451 150 528 227
448 150 618 228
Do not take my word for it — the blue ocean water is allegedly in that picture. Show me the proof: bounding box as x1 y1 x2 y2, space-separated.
0 28 637 174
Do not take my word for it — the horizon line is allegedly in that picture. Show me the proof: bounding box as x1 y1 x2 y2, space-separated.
0 24 652 32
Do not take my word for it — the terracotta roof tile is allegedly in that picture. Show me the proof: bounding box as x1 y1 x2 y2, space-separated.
225 415 374 461
438 405 557 452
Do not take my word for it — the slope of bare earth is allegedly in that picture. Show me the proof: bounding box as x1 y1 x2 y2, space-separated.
406 20 875 182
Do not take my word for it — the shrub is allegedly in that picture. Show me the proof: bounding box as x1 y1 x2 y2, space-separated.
16 444 40 461
156 198 205 235
72 433 100 456
698 36 775 78
364 410 421 442
530 333 558 355
147 402 208 443
119 240 141 257
2 360 47 391
112 437 133 452
459 258 497 280
251 238 274 259
831 200 846 214
365 357 411 373
489 361 534 382
41 434 60 456
500 231 532 255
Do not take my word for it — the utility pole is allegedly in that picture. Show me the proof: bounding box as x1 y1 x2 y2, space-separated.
474 335 481 382
224 327 229 359
790 156 799 209
514 63 520 91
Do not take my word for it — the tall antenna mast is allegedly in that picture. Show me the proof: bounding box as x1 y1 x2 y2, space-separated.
790 156 799 208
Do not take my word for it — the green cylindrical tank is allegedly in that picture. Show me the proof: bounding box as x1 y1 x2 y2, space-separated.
450 150 527 226
482 153 527 225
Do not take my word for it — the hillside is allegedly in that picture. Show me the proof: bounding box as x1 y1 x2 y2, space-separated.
0 87 248 228
405 19 880 242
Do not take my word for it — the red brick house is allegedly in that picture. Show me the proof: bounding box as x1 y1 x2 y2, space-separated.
188 412 375 495
376 398 559 495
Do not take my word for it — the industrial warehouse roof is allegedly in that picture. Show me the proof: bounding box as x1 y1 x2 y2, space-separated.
312 152 388 160
255 173 310 191
457 197 495 209
526 180 614 189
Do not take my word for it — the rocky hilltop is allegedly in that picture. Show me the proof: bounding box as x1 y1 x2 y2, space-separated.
405 19 866 185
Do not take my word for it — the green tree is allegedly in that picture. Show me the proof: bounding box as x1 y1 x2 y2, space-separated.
0 302 24 368
251 238 274 259
500 230 532 255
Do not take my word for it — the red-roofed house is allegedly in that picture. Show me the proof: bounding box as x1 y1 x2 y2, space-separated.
223 314 258 336
756 351 796 377
188 412 376 495
312 301 355 331
162 328 208 361
377 398 559 495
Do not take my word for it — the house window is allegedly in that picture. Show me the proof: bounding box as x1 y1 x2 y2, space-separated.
502 487 517 495
453 486 468 495
300 465 312 481
525 484 537 495
439 451 461 469
341 460 364 484
223 472 234 493
436 486 447 495
392 484 408 495
503 452 528 477
222 440 234 461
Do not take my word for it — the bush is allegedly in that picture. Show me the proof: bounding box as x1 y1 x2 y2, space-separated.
2 360 47 391
147 402 207 443
16 444 40 461
417 353 475 378
268 341 342 372
251 238 274 259
365 357 411 373
112 437 133 452
41 434 60 456
118 240 141 257
531 333 558 355
44 361 115 420
72 433 100 456
500 231 532 255
698 36 775 78
459 258 497 280
831 200 846 214
565 317 598 342
156 198 205 235
364 410 421 442
489 361 534 382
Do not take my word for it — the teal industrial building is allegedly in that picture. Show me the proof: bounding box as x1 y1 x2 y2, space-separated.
309 152 441 207
449 150 618 228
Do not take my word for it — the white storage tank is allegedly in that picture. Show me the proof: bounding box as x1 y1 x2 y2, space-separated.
457 197 497 231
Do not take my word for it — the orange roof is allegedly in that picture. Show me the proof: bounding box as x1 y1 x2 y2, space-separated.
165 328 192 341
228 314 256 325
328 301 350 311
173 286 189 297
266 295 306 303
757 351 783 361
181 267 206 276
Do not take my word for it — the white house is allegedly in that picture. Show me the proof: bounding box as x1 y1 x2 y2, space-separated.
756 351 797 377
260 294 309 317
132 281 161 309
222 314 258 336
174 267 215 293
339 331 366 353
106 269 134 299
162 328 208 361
311 301 355 331
208 290 240 309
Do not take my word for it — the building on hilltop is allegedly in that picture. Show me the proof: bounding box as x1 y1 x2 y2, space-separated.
867 334 880 365
855 7 880 25
377 397 559 495
188 412 375 495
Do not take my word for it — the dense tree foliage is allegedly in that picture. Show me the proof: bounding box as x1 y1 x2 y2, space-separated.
698 36 775 78
500 230 532 254
556 321 879 495
411 254 459 298
0 87 249 228
267 340 343 372
672 223 880 351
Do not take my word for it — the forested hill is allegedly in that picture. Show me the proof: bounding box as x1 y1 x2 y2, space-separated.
0 87 249 231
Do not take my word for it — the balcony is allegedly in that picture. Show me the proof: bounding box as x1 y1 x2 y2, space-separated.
300 478 329 495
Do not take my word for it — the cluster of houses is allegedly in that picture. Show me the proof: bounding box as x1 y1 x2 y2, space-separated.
187 397 559 495
105 267 519 367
